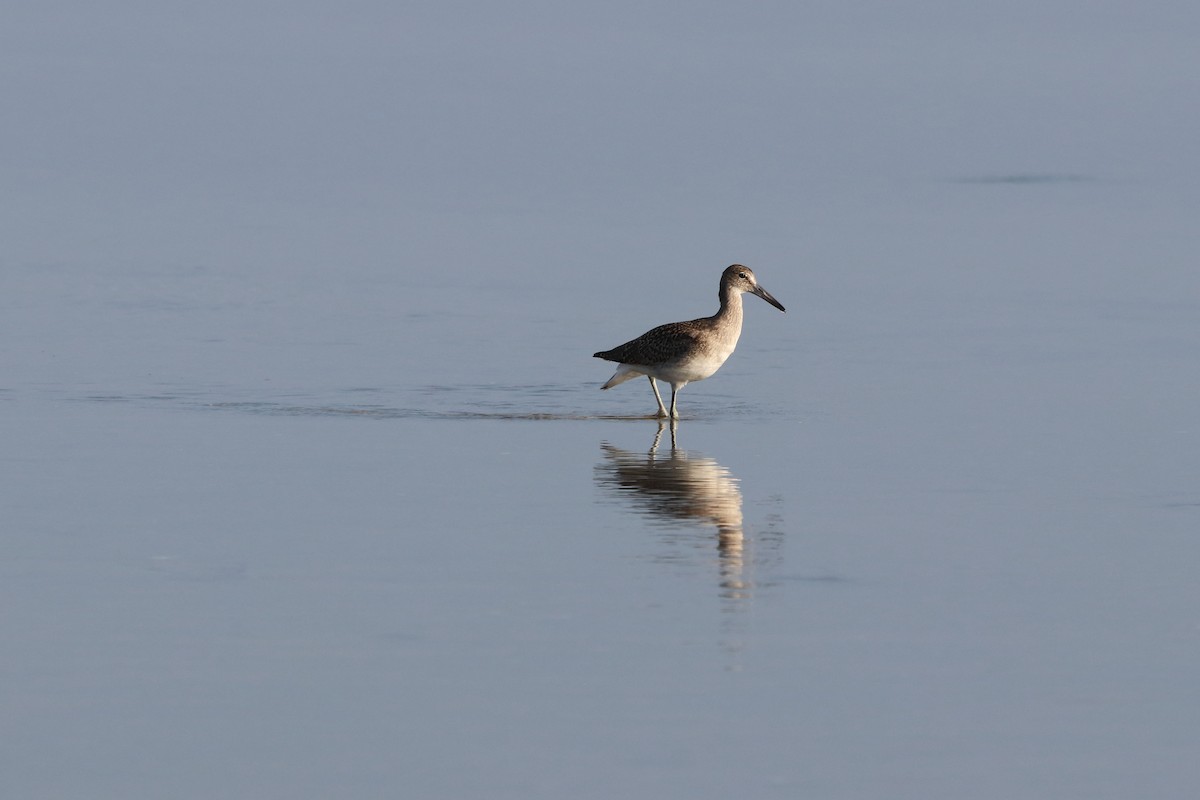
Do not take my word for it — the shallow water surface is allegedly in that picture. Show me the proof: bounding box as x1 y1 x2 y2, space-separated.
5 345 1199 798
4 2 1200 798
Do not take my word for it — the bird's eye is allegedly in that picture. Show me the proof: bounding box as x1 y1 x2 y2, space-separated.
738 272 748 279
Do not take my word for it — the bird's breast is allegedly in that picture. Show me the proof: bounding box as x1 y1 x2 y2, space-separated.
666 332 740 383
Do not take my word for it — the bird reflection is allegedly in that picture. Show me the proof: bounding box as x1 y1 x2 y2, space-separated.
595 420 749 602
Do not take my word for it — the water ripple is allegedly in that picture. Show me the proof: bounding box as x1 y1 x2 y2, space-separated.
62 382 777 422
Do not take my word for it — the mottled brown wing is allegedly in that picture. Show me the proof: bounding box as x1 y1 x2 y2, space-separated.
594 321 703 366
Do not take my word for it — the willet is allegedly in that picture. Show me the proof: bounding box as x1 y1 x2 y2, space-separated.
594 264 785 418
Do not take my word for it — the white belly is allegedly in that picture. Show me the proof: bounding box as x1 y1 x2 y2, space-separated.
647 340 738 386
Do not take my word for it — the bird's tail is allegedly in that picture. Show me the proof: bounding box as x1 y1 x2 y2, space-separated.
600 364 642 390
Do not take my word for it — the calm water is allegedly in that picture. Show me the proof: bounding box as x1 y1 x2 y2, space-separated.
4 3 1200 798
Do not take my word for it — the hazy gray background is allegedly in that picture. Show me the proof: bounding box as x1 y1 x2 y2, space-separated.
3 2 1199 798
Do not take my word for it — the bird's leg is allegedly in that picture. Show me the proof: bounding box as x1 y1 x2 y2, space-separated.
648 376 669 418
669 386 679 419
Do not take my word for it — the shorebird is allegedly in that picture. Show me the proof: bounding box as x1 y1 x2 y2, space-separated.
594 264 785 418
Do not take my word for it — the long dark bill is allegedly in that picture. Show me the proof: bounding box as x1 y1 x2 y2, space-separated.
752 284 786 312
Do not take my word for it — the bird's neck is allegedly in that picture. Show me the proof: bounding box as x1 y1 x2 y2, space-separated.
715 286 744 325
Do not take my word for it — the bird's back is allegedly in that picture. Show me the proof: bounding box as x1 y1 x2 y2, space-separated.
594 318 709 366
